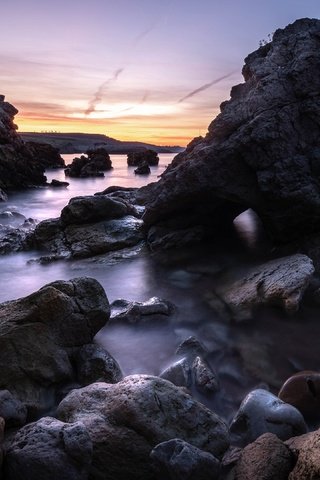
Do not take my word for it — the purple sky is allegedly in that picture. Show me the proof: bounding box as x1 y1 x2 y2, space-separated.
1 0 319 144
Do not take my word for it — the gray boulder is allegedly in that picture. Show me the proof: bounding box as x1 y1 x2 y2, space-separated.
0 277 109 414
74 344 123 386
142 19 320 246
150 438 220 480
57 375 230 480
5 417 92 480
230 389 307 447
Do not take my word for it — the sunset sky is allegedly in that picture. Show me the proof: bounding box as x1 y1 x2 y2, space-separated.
1 0 319 145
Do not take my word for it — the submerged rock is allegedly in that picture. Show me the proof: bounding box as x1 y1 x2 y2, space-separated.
49 179 69 187
57 375 230 480
142 19 320 247
0 277 109 415
230 389 307 447
222 254 314 319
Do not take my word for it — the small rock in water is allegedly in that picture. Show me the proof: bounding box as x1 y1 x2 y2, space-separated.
110 296 175 324
49 179 69 187
278 370 320 419
134 160 151 175
150 438 221 480
230 389 307 447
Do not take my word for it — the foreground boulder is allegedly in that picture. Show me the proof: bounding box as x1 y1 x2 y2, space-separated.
57 375 230 480
31 195 144 259
286 428 320 479
221 254 314 319
0 277 110 415
0 96 47 192
278 371 320 419
142 19 320 246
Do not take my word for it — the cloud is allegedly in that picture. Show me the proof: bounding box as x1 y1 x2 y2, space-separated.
178 71 237 103
85 68 125 116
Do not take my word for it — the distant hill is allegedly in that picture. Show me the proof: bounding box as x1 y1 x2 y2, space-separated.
20 132 184 155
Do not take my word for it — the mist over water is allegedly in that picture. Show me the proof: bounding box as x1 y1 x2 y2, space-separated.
1 153 320 419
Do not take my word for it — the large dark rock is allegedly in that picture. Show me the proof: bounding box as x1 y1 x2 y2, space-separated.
65 148 112 178
142 19 320 245
127 149 159 166
0 96 47 191
25 142 65 168
0 277 110 415
57 375 230 480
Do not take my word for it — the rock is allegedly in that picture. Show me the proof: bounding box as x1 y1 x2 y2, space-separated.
0 225 30 254
65 149 112 178
286 428 320 479
134 160 151 175
0 390 27 427
60 195 131 226
278 371 320 419
50 179 69 187
235 433 294 480
176 336 208 358
147 225 204 251
25 142 65 168
142 19 320 246
222 254 314 319
0 189 7 202
193 356 219 393
74 344 123 386
0 277 109 414
160 357 192 389
230 389 307 447
110 296 175 324
5 417 92 480
150 438 221 480
0 211 25 226
127 149 159 166
0 96 47 192
57 375 230 480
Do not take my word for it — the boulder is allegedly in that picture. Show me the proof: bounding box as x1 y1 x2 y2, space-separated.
134 161 151 175
0 390 27 427
230 389 307 447
150 438 221 480
110 296 175 324
57 375 230 480
127 149 159 166
286 428 320 479
142 19 320 246
222 254 314 319
25 141 65 168
235 433 294 480
278 371 320 419
0 96 47 192
74 344 123 386
0 277 109 415
65 149 112 178
49 179 69 187
5 417 92 480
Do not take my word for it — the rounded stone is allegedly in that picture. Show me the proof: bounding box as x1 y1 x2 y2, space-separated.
278 370 320 419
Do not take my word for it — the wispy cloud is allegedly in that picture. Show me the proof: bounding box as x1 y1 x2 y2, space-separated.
85 68 125 116
178 71 237 103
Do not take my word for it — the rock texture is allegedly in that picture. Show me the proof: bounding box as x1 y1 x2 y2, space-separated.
31 195 144 259
0 96 47 191
0 277 109 415
286 429 320 479
57 375 230 480
222 254 314 319
142 19 320 245
25 142 65 168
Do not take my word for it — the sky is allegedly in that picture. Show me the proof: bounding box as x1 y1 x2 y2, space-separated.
0 0 319 145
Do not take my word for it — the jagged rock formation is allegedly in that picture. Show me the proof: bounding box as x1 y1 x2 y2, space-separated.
142 18 320 245
0 96 47 191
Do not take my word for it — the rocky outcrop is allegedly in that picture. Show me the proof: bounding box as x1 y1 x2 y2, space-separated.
57 375 229 480
31 195 144 259
142 19 320 246
25 142 65 169
0 277 110 415
0 96 47 191
65 148 112 178
134 160 151 175
221 254 314 319
127 149 159 166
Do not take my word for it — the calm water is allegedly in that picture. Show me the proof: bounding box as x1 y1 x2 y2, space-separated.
1 153 320 419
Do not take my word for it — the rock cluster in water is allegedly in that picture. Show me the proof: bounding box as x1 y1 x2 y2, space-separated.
65 148 112 178
141 18 320 251
127 149 159 166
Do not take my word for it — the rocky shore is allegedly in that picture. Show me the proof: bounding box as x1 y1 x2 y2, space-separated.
0 17 320 480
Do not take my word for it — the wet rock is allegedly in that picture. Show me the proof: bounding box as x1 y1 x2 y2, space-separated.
0 390 27 427
278 371 320 419
176 336 208 358
134 160 151 175
160 357 191 388
142 19 320 246
193 356 219 393
0 225 29 254
0 210 25 226
25 141 65 169
50 179 69 187
110 296 175 324
235 433 294 480
127 149 159 166
222 254 314 319
86 147 112 170
286 428 320 479
147 225 204 251
150 438 221 480
57 375 230 480
0 277 109 414
74 344 123 386
5 417 92 480
230 389 307 447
